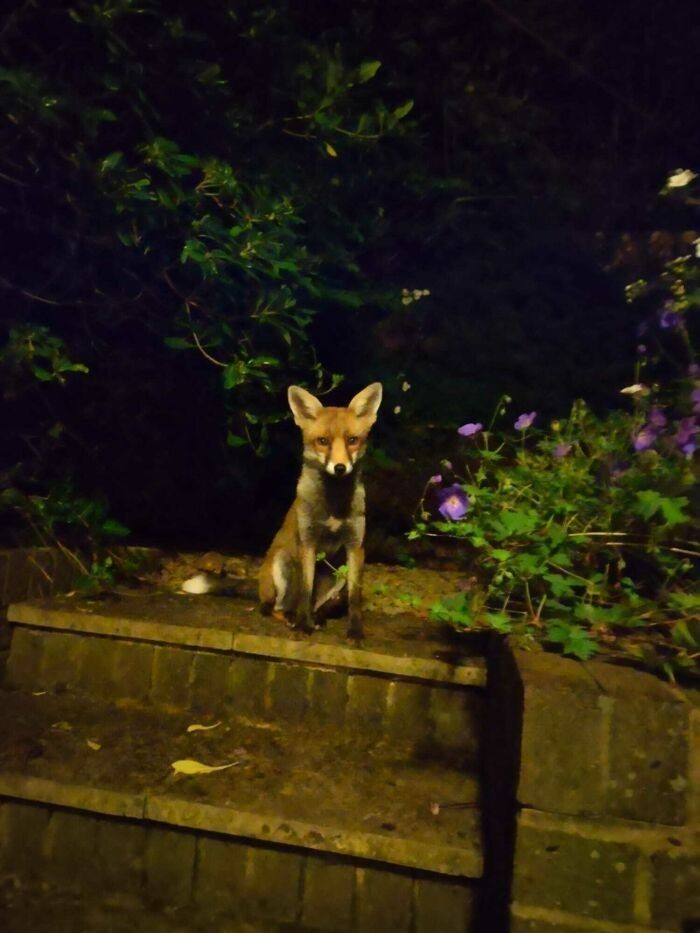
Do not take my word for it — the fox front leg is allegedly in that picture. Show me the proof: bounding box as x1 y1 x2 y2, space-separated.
346 544 365 640
295 543 316 633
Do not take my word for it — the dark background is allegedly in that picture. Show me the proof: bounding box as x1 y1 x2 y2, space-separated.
1 0 698 553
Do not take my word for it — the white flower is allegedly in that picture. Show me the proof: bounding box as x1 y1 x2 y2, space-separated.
393 404 401 414
401 381 411 392
667 169 697 189
620 383 649 396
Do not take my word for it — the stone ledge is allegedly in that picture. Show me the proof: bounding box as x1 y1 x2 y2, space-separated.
0 800 478 932
511 903 675 933
512 647 695 826
7 599 487 687
0 773 482 878
518 807 698 850
0 773 144 820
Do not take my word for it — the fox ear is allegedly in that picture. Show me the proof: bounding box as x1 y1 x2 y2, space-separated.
348 382 383 423
288 385 323 425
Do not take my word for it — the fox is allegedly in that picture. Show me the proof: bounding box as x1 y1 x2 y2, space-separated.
258 381 383 640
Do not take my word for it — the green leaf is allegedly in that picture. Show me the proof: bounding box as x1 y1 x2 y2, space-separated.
358 60 382 83
483 611 512 633
226 433 248 448
392 100 414 121
494 510 539 538
223 362 247 389
101 518 130 538
671 619 700 649
99 151 123 174
658 496 689 527
634 490 662 520
164 337 192 349
545 622 597 660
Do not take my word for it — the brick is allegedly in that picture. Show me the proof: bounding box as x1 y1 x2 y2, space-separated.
144 826 196 907
5 626 44 689
345 675 388 733
226 655 268 719
302 858 354 931
4 549 33 604
190 652 229 713
79 635 121 700
112 640 154 702
267 663 309 723
0 800 50 879
386 681 430 747
414 877 474 933
39 630 86 691
96 817 147 893
195 835 247 914
607 696 689 825
430 687 482 764
308 669 348 726
151 646 193 708
0 551 11 605
513 820 639 924
43 809 99 887
356 867 412 933
650 847 700 929
510 915 580 932
518 679 607 816
246 846 303 923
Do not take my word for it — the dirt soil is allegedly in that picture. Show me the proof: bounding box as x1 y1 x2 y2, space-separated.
135 551 472 619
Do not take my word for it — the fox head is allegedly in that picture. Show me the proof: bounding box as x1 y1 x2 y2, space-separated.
288 382 383 477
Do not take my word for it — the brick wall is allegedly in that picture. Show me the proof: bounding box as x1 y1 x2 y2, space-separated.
6 625 484 765
509 649 700 932
0 799 476 932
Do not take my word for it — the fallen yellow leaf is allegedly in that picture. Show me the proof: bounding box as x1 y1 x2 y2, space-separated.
186 721 222 733
171 758 238 775
32 691 47 696
86 739 101 751
325 142 338 157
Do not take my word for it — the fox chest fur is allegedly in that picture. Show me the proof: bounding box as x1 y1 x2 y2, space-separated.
295 466 366 554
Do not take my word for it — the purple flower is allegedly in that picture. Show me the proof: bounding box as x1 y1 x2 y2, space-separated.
458 422 483 437
691 388 700 414
553 442 573 458
428 474 442 485
649 406 667 428
514 411 536 431
611 461 630 481
633 424 658 451
659 302 683 330
636 344 647 355
673 417 698 451
436 484 469 521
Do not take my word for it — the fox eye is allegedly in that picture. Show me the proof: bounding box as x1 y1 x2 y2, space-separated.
347 435 359 445
317 436 329 446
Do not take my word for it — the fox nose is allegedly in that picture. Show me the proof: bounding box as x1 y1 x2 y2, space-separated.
334 463 347 476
